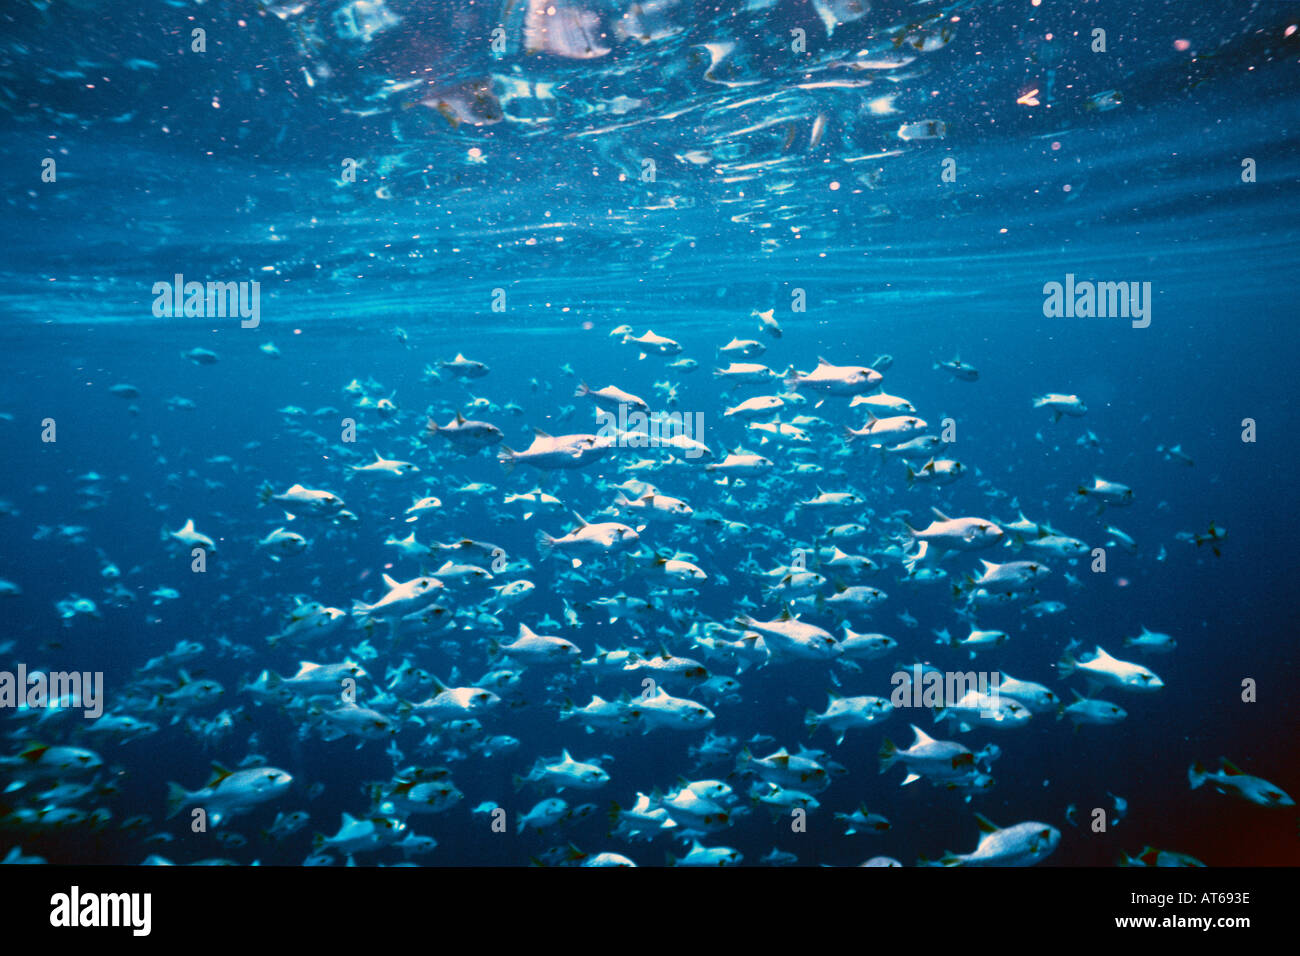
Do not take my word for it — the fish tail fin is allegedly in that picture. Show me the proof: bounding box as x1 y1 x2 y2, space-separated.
497 447 517 475
1057 653 1076 678
1188 761 1207 790
257 482 274 505
165 782 189 820
877 738 898 772
804 710 820 735
535 530 555 559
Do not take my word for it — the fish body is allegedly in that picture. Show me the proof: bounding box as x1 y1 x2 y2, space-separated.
929 815 1060 866
1188 759 1294 807
1058 646 1163 692
166 765 292 827
787 357 883 395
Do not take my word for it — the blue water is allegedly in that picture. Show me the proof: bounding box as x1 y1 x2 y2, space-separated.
1 0 1298 866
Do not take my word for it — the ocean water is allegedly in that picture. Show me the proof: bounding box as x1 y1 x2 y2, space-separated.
1 0 1298 868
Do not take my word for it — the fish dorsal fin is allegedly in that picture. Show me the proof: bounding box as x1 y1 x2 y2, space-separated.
571 511 589 527
979 560 999 572
930 507 952 522
817 356 832 366
341 812 358 827
561 749 573 763
454 353 466 362
294 661 319 677
455 412 465 424
1220 758 1245 775
779 604 792 621
1070 689 1086 702
1093 646 1112 662
910 724 934 746
973 812 999 834
534 428 553 438
287 483 306 493
382 573 400 589
205 763 233 788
